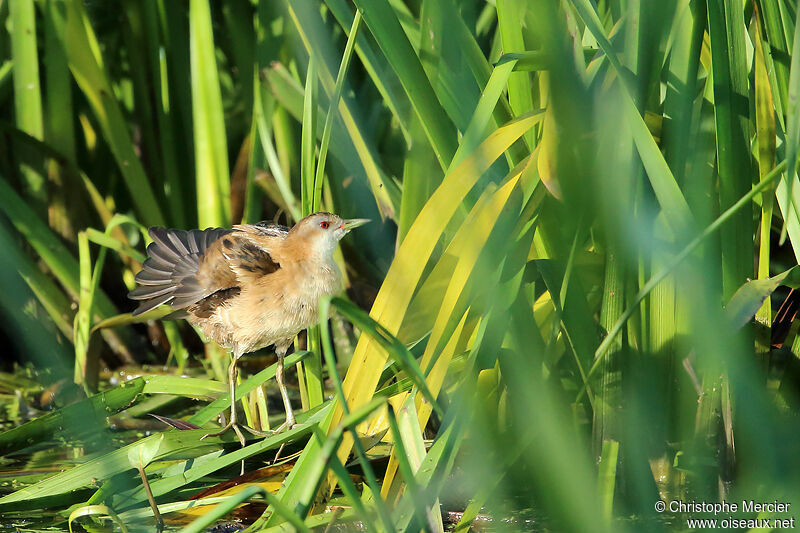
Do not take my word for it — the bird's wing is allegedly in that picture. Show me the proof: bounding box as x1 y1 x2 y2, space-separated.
240 221 290 237
219 225 286 284
128 227 234 316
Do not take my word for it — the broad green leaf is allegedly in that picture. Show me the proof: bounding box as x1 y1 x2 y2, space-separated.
0 429 217 508
0 378 145 457
127 434 164 469
68 505 129 533
116 410 327 511
726 266 800 330
300 57 318 217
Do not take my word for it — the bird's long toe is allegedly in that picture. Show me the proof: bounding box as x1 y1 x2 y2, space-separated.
241 424 272 437
201 423 247 447
200 423 233 440
271 417 297 434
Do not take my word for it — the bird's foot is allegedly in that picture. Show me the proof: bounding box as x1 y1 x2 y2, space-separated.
270 416 297 434
240 424 272 437
200 422 246 447
201 422 276 441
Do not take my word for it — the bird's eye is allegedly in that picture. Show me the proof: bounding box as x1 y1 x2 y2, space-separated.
320 221 330 229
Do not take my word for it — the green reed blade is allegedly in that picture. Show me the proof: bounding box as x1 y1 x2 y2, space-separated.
313 10 362 213
352 0 457 169
9 0 45 208
190 0 231 228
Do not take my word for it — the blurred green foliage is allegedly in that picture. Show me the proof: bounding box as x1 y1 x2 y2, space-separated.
1 0 800 531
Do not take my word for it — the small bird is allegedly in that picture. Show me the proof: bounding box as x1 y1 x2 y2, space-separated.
128 212 368 444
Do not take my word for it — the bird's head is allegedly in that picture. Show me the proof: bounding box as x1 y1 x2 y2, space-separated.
289 212 369 258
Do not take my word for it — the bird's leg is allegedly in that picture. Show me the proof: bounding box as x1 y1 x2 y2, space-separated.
274 347 296 432
201 356 246 448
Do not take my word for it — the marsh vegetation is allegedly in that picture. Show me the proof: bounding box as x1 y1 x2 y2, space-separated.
1 0 800 531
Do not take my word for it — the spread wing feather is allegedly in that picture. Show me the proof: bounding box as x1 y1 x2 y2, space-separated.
128 227 232 316
129 224 286 317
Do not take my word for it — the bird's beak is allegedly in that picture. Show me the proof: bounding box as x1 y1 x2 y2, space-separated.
340 218 370 233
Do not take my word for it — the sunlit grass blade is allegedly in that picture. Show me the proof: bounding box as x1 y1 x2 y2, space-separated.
330 296 441 414
300 57 318 216
496 0 534 149
352 0 457 169
286 1 398 218
73 232 107 391
312 113 541 504
179 486 310 533
9 0 45 208
313 10 362 212
297 53 322 410
318 297 394 531
779 5 800 244
395 394 443 532
324 0 413 140
391 412 468 532
55 0 166 226
384 402 433 531
755 9 778 352
706 0 754 298
190 0 231 228
381 172 528 495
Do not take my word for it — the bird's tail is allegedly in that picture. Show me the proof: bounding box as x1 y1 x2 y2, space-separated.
128 227 230 316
